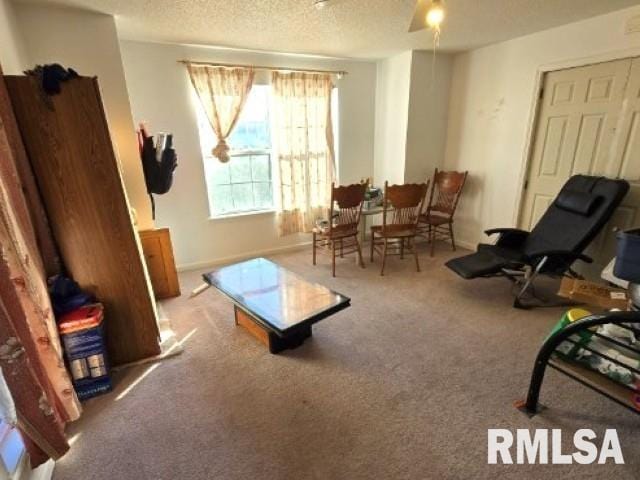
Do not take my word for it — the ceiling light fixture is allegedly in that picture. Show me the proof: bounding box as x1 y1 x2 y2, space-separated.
426 0 445 38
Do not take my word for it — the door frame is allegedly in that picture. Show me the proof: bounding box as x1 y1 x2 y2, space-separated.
513 46 640 227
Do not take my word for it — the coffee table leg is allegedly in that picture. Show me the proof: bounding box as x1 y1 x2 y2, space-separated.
234 305 312 354
235 306 270 347
268 324 312 354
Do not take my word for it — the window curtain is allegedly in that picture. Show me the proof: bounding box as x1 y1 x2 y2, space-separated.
186 64 255 163
0 68 80 468
271 72 335 236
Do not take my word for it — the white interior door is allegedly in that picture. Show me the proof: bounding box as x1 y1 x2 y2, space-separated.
519 57 640 278
591 58 640 275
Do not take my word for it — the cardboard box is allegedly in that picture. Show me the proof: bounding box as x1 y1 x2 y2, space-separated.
558 277 629 310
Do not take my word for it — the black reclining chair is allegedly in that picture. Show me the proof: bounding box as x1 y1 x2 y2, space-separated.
446 175 629 308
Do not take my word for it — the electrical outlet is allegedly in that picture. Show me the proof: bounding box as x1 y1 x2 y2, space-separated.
626 15 640 34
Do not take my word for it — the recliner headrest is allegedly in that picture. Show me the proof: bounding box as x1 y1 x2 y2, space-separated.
555 190 601 216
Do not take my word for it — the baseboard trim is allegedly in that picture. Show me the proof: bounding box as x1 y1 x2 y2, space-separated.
177 241 312 272
454 238 475 251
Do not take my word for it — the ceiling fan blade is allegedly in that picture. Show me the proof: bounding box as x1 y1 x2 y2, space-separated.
408 0 429 32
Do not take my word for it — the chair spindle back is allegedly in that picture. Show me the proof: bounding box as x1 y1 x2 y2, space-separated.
427 169 468 217
383 181 429 231
329 181 368 234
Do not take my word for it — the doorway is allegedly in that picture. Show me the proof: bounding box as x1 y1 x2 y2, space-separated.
519 56 640 278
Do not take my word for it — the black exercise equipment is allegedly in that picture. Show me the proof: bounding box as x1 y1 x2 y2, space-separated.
518 310 640 416
520 235 640 416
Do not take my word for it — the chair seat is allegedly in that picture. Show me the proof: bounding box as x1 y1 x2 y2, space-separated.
313 226 358 239
477 243 526 263
419 213 450 225
371 225 416 238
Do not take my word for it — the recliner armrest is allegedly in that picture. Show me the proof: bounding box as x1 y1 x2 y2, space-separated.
484 228 530 248
526 250 593 264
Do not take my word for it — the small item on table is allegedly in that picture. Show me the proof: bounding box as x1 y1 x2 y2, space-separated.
363 184 382 210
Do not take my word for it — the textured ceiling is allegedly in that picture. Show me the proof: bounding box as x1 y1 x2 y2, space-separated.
14 0 639 58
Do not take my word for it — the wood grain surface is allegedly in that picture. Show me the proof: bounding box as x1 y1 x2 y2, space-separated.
6 75 160 365
139 228 180 299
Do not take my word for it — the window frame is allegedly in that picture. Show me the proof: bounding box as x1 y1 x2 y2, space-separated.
196 84 340 220
196 85 276 219
204 149 276 219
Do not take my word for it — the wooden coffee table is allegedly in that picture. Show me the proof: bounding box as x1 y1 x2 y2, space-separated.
203 258 350 353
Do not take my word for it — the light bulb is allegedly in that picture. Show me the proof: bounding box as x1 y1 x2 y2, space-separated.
426 1 445 29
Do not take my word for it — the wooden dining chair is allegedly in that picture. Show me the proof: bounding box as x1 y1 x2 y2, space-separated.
370 181 429 276
312 181 367 277
418 169 468 257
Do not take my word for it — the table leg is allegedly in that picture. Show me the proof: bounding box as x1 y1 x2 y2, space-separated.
361 215 367 248
234 305 312 354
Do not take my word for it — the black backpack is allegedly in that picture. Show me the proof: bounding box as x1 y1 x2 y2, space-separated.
138 128 178 218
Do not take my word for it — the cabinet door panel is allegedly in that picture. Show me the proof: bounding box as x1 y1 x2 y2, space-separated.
140 228 180 299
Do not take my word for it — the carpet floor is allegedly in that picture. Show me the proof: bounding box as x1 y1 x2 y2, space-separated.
53 245 640 480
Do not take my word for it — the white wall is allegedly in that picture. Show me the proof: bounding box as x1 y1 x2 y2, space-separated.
444 5 640 248
373 51 412 186
373 50 453 187
14 4 154 230
405 51 452 183
120 40 377 269
0 0 27 74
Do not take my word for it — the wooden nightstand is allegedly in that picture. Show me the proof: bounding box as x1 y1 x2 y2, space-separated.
139 228 180 299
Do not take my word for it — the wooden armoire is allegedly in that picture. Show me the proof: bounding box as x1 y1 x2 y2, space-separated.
5 75 161 365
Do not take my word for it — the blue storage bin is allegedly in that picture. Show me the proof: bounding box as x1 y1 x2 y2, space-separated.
58 304 112 401
614 229 640 283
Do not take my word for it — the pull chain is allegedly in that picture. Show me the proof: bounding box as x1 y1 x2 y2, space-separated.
431 28 440 90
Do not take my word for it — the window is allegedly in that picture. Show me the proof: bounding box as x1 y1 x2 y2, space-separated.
0 421 24 478
0 370 24 478
196 86 274 217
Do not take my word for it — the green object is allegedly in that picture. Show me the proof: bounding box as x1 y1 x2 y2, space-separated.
549 308 594 358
